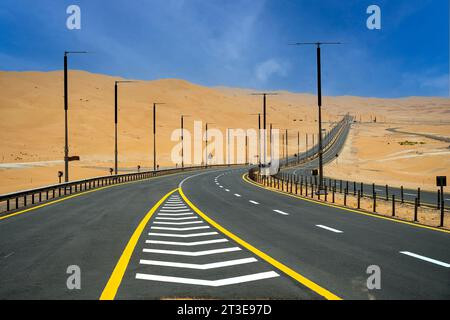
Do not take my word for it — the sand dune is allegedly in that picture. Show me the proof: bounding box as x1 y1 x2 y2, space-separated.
0 70 449 193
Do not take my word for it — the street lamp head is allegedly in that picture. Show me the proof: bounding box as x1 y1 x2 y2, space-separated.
115 80 137 85
65 51 89 56
289 42 343 47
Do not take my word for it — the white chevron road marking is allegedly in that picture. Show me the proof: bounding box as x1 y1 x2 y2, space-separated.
145 239 228 246
153 221 203 225
135 271 279 286
143 247 241 256
155 217 198 221
148 232 218 238
151 226 210 231
157 213 194 216
139 257 257 269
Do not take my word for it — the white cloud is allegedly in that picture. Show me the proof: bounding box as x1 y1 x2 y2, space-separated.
255 59 288 82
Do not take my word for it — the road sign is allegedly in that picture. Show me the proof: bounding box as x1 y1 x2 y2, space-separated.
436 176 447 187
67 156 80 162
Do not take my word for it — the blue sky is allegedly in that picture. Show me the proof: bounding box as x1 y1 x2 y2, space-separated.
0 0 448 97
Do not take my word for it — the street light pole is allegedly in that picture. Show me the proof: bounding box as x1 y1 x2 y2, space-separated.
114 80 136 175
153 103 165 172
251 93 277 168
181 115 191 169
63 51 87 183
291 41 341 192
205 122 215 168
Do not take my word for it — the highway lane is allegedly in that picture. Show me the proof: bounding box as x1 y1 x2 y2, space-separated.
181 168 450 300
0 170 213 299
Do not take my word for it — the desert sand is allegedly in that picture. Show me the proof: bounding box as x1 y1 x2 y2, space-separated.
0 70 449 194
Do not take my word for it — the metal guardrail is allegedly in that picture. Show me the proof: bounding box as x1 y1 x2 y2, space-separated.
279 115 351 169
0 164 244 215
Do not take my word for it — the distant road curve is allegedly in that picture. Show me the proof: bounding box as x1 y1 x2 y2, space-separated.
386 127 450 143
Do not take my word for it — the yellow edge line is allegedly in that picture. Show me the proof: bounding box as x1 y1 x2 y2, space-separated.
0 171 191 221
100 188 178 300
178 187 342 301
243 173 450 235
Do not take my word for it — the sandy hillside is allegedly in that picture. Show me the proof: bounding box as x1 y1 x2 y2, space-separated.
0 70 449 193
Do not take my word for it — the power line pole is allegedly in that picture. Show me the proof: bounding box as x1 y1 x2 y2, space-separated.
291 41 341 193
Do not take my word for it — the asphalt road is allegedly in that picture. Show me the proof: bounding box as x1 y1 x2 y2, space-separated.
0 166 449 299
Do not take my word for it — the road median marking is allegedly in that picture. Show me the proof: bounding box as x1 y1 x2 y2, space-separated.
242 173 450 235
179 187 342 300
99 188 177 300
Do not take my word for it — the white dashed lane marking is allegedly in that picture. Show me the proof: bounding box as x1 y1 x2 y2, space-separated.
273 209 289 216
234 194 241 197
400 251 450 268
316 225 343 233
249 200 259 205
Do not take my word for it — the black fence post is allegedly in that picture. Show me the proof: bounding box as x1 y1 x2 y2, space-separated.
414 198 418 222
385 185 389 201
373 192 377 212
401 186 404 203
372 183 375 197
325 186 328 202
418 188 421 207
344 190 347 206
332 187 335 203
353 181 356 196
7 199 10 211
360 182 364 196
340 180 342 193
392 195 396 217
440 192 445 228
357 190 361 209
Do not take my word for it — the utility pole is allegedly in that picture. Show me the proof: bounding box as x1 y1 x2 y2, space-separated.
291 41 341 193
64 51 88 182
114 80 136 175
152 103 165 172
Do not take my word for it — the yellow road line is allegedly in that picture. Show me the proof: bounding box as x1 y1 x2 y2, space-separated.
100 189 177 300
242 173 450 235
0 171 191 222
178 187 342 300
